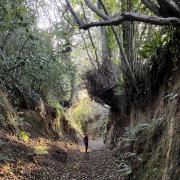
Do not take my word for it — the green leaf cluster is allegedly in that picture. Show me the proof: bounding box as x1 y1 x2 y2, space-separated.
139 32 170 59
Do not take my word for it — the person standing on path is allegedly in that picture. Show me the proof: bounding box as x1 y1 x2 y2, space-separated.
83 133 89 153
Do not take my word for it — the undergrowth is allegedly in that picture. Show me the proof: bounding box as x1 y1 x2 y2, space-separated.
114 88 180 180
67 94 109 136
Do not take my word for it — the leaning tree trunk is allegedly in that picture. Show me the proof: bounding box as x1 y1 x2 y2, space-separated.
97 0 111 66
97 0 116 88
122 0 135 68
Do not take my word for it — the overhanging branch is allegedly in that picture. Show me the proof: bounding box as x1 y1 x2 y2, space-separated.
80 12 180 30
84 0 139 91
84 0 108 19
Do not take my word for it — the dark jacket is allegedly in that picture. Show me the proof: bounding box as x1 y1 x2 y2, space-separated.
83 136 88 146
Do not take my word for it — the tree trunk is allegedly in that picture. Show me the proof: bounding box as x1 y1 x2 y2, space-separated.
122 0 135 68
97 0 111 67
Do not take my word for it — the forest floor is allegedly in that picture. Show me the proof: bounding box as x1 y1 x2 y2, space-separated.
0 130 121 180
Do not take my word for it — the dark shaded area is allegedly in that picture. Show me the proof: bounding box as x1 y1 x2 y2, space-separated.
85 65 116 108
60 116 78 143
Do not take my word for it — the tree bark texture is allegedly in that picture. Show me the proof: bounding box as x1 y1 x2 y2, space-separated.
122 0 135 68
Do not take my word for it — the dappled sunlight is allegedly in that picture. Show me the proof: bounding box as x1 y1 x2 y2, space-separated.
0 0 179 179
33 145 49 155
0 163 13 177
66 90 109 137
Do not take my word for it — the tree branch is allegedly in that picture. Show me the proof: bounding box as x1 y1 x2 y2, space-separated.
141 0 161 16
80 13 180 29
98 0 109 16
85 0 138 90
79 30 97 69
84 0 108 19
98 0 130 67
81 2 100 68
64 0 84 26
65 0 180 92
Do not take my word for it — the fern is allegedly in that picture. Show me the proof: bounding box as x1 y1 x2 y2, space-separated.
139 32 170 59
123 115 165 143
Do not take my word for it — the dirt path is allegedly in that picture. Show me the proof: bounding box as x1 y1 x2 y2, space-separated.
58 138 120 180
0 132 121 180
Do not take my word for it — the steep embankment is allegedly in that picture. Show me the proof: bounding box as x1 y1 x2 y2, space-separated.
0 92 117 180
127 66 180 180
106 32 180 180
0 90 78 143
0 129 79 179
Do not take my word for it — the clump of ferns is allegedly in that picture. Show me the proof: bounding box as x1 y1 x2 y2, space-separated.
122 115 166 143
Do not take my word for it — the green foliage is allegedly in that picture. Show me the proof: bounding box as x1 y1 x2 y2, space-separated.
0 0 77 107
124 123 151 141
48 99 64 130
70 98 89 134
139 32 170 59
103 0 119 14
0 0 79 138
106 27 116 51
0 0 33 31
67 94 109 136
115 75 124 96
123 115 165 142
